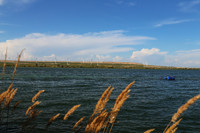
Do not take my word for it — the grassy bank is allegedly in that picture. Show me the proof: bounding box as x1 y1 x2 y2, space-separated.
0 60 199 70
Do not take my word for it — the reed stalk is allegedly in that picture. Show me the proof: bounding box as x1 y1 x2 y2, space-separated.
4 88 18 133
11 49 24 83
23 109 42 129
1 48 7 91
107 81 134 133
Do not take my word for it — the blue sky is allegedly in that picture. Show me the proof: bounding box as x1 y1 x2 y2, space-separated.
0 0 200 67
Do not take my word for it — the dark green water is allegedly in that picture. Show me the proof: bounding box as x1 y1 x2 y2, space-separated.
0 68 200 133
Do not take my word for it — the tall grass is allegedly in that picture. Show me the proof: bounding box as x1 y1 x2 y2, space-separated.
0 50 200 133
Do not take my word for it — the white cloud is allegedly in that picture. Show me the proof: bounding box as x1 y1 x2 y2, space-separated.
0 30 155 61
0 0 4 5
115 0 135 7
154 19 193 27
178 0 200 13
96 55 111 62
0 0 35 6
113 56 123 62
130 48 200 67
0 30 4 33
165 49 200 67
128 2 135 6
130 48 167 65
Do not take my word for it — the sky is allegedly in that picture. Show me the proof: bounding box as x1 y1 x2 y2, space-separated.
0 0 200 67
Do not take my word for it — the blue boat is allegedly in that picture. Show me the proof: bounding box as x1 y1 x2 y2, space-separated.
164 76 175 80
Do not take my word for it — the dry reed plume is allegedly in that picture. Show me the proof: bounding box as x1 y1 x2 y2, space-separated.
73 116 85 130
12 100 21 112
85 81 135 133
85 110 109 133
107 81 135 133
64 104 81 120
87 86 114 127
23 90 44 130
32 90 45 103
4 88 18 107
163 93 200 133
48 113 60 124
25 101 41 116
93 86 114 115
144 129 155 133
171 94 200 123
165 118 182 133
29 109 42 118
46 113 60 130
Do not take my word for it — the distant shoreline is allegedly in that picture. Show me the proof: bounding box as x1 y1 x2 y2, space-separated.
0 60 199 70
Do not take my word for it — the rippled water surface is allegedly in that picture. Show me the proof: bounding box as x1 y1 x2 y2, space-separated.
1 67 200 133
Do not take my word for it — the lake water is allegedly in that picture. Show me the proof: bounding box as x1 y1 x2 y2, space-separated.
0 67 200 133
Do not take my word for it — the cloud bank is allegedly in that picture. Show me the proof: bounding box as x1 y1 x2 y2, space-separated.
0 30 155 61
1 30 200 67
131 48 200 67
179 0 200 13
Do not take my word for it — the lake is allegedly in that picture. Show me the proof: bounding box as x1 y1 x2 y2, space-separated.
0 67 200 133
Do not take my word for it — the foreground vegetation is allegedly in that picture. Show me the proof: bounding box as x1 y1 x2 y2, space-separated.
0 50 200 133
0 60 200 70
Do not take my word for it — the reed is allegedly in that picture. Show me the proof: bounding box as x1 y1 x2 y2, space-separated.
107 81 134 133
85 81 135 133
4 88 18 107
32 90 45 103
165 118 182 133
94 86 112 114
72 116 85 130
144 129 155 133
87 86 114 126
46 113 60 131
0 83 13 106
11 49 24 83
12 100 21 112
64 104 81 120
3 87 18 133
85 85 114 133
73 116 85 130
1 48 7 90
23 109 42 129
25 101 41 116
85 110 109 133
171 94 200 123
163 93 200 133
